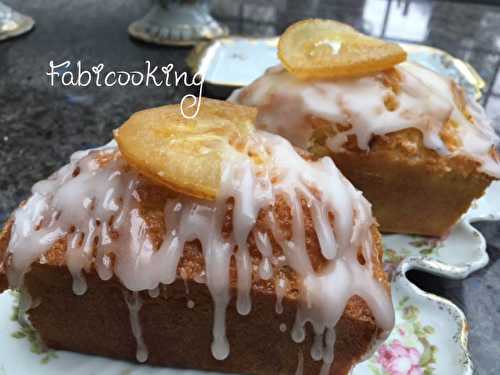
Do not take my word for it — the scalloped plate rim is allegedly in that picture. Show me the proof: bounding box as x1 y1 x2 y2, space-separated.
390 259 473 375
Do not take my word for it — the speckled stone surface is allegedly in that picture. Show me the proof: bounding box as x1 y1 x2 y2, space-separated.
0 0 499 374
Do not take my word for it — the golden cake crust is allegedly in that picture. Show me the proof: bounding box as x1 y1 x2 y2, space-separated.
309 124 493 236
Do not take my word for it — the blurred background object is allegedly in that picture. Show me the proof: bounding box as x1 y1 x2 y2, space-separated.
0 1 34 41
128 0 228 46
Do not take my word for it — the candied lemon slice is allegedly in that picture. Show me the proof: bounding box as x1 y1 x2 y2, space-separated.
115 99 257 200
278 19 407 79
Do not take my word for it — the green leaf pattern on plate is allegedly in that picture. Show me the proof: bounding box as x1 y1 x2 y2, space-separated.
9 292 57 365
384 237 442 277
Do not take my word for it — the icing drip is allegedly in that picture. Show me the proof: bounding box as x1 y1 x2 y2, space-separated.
230 62 500 178
5 131 394 370
124 291 148 363
18 288 33 328
275 276 287 314
194 271 207 284
319 328 336 375
295 350 304 375
182 273 195 308
280 323 287 332
256 231 273 280
148 287 160 298
182 273 190 296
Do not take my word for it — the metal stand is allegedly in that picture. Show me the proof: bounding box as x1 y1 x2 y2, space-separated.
129 0 228 47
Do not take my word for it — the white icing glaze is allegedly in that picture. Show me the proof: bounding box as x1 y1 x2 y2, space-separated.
230 63 500 178
256 231 273 280
18 288 33 329
275 276 287 314
182 275 196 308
124 291 148 363
194 270 206 284
148 287 160 298
5 130 394 370
295 350 304 375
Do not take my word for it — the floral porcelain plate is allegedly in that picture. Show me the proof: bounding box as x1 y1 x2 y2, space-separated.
0 181 499 375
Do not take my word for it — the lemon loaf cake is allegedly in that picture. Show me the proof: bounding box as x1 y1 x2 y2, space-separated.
0 100 394 374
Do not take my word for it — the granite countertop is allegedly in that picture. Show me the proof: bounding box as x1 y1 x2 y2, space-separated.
1 0 499 374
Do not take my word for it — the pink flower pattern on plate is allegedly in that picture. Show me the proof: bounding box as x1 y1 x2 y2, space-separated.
377 339 423 375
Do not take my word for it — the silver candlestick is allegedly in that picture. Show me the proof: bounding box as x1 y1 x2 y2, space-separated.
129 0 228 47
0 2 34 42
